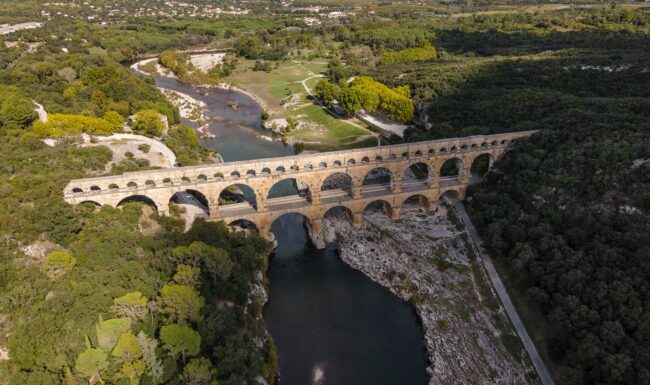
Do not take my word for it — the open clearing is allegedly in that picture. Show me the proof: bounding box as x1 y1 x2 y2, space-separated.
226 59 375 148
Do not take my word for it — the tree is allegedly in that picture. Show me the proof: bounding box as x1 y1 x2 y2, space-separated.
158 284 204 325
171 242 233 286
136 331 164 383
31 113 121 137
112 332 142 363
103 111 124 129
314 79 340 106
160 324 201 364
75 348 108 384
0 96 37 130
58 67 77 83
41 251 76 278
132 110 166 137
111 291 149 324
173 264 201 288
120 359 145 385
182 357 217 385
96 317 131 352
339 88 362 117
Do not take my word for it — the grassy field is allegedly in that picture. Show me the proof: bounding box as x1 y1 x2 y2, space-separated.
226 59 376 148
227 59 326 112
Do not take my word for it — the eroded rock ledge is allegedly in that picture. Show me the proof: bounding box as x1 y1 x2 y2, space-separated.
318 204 539 385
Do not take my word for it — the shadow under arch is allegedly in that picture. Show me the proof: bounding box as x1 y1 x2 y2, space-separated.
363 199 393 218
321 172 353 192
400 194 433 213
79 200 102 210
219 183 257 207
267 178 310 200
270 212 316 256
404 162 430 182
323 205 353 225
117 195 159 212
470 153 494 177
361 167 394 197
440 189 463 201
227 219 259 234
439 158 462 180
170 189 210 216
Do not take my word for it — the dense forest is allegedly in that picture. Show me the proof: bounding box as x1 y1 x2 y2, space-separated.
0 137 274 384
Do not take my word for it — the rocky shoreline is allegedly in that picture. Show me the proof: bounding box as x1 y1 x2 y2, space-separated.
317 204 539 385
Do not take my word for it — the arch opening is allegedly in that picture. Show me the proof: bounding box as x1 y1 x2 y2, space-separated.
267 178 311 202
364 199 393 219
362 167 393 196
170 189 210 218
440 158 462 179
79 201 102 210
440 189 463 201
72 187 83 193
471 154 493 177
323 206 352 225
403 162 430 183
227 219 259 234
401 194 432 213
219 184 257 208
90 185 101 191
117 195 158 212
321 172 353 201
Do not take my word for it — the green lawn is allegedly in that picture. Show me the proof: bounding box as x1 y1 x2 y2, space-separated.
290 104 371 146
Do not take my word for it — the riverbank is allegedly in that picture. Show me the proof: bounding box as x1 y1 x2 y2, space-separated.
318 204 539 385
157 87 213 138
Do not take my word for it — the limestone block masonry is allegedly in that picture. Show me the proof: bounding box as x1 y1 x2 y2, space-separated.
64 131 537 242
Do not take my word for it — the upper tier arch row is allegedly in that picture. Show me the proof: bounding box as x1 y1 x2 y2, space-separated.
64 131 537 195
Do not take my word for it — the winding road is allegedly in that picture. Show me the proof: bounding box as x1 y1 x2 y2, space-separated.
447 197 556 385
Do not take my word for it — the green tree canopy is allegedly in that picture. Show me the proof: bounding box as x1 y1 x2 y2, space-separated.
111 332 143 363
96 317 131 352
173 264 201 288
158 284 204 325
132 109 166 137
41 251 76 278
160 324 201 364
74 348 108 384
111 291 149 324
182 357 217 385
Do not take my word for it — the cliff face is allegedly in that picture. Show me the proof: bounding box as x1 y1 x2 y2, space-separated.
319 204 539 385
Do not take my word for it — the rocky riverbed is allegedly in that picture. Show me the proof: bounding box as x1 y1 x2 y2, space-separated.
317 203 539 385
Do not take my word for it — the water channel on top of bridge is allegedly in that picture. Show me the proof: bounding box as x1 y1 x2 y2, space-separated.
149 73 429 385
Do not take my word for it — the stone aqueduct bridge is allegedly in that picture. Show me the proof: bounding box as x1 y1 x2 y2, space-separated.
64 131 536 241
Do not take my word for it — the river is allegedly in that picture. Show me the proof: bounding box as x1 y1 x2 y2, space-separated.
151 74 430 385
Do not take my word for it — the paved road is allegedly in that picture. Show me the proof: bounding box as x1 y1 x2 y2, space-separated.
447 197 556 385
